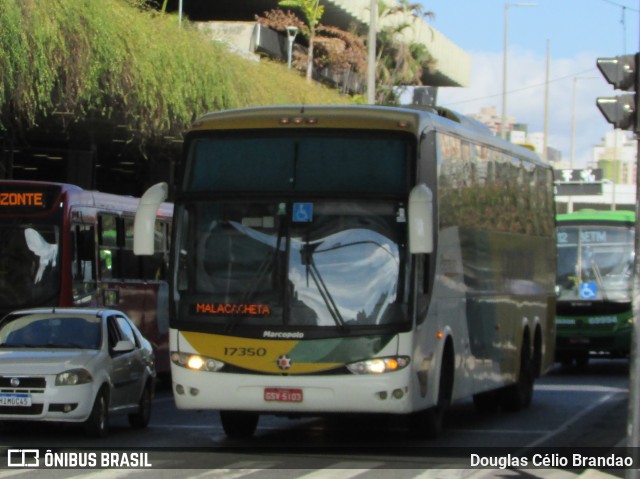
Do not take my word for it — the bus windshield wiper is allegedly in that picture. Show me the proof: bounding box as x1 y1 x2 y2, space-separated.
224 220 285 332
590 260 609 301
301 242 347 330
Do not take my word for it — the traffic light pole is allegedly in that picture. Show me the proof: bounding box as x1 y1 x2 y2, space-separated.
631 15 640 476
630 131 640 478
595 51 640 475
631 41 640 479
629 111 640 477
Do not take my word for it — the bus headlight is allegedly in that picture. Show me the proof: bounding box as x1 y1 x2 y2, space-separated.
346 356 410 374
171 352 224 372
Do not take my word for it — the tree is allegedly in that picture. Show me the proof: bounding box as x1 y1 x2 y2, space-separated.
278 0 324 82
314 25 367 94
257 10 367 94
374 0 437 104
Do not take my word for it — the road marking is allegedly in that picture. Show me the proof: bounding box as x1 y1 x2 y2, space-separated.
411 469 487 479
448 428 551 434
189 461 278 478
536 385 628 393
525 392 617 448
296 462 385 479
0 471 36 478
55 470 142 479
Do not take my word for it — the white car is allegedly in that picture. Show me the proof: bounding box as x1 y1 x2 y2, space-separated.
0 308 156 437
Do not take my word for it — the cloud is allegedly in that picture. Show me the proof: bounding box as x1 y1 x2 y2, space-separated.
437 47 614 168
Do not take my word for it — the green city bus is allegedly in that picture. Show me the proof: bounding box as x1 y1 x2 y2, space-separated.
556 209 635 367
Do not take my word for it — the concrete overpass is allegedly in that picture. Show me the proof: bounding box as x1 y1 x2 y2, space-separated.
177 0 470 88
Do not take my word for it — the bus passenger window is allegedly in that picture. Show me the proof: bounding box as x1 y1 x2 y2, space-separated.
122 217 141 280
98 215 119 280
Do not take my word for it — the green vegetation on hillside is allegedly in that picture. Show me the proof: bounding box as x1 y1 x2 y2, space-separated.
0 0 349 142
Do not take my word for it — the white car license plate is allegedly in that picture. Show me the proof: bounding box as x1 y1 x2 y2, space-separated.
264 388 303 403
0 394 32 407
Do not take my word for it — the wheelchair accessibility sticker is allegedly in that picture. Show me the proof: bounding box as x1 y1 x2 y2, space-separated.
579 282 597 299
293 203 313 223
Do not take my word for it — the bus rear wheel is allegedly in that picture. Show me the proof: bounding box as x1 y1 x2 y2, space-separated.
220 411 259 439
498 336 533 411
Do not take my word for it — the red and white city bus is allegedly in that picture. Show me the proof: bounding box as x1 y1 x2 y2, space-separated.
0 180 173 373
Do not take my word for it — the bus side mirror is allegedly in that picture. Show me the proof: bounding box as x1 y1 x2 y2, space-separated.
134 182 168 255
408 183 434 254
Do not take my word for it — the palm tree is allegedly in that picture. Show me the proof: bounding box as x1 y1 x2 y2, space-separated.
374 0 436 104
279 0 325 82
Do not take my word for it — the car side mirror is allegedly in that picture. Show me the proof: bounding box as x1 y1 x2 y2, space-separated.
113 339 135 353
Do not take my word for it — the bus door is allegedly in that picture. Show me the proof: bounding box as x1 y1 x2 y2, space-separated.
70 216 98 306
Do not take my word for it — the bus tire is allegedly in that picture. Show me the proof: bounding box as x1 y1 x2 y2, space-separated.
575 352 589 369
498 334 533 411
84 388 109 438
220 411 259 439
472 390 499 413
409 342 454 439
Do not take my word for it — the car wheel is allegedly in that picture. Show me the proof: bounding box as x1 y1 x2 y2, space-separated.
129 385 152 428
84 389 109 438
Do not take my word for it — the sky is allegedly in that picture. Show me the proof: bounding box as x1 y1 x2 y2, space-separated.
418 0 640 168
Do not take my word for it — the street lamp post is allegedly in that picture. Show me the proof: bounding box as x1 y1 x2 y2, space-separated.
569 76 598 167
367 0 378 105
568 76 598 212
286 26 299 69
501 2 537 140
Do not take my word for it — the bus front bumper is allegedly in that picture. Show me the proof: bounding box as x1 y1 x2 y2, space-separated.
171 368 415 415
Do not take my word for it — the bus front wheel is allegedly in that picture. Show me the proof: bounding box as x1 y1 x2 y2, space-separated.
220 411 259 439
409 342 454 439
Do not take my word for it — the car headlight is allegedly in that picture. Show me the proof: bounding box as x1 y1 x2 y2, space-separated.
171 351 224 372
346 356 410 374
55 369 93 386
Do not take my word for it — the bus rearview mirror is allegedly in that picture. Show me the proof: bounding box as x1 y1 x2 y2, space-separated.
134 182 168 255
408 183 434 254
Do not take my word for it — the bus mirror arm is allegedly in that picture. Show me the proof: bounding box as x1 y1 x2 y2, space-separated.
134 182 169 255
408 184 434 254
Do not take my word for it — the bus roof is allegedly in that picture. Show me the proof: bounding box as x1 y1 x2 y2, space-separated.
189 105 545 168
0 179 173 218
557 209 636 224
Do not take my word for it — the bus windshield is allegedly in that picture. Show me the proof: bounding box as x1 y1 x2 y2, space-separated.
0 222 61 309
176 200 408 330
557 224 634 302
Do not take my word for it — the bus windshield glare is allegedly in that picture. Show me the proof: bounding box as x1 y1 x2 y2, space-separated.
177 200 407 329
0 222 60 308
176 131 411 332
557 225 634 302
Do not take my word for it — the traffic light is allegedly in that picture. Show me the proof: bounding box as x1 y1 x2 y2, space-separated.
596 53 640 132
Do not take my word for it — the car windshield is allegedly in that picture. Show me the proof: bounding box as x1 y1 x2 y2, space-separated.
0 314 102 349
